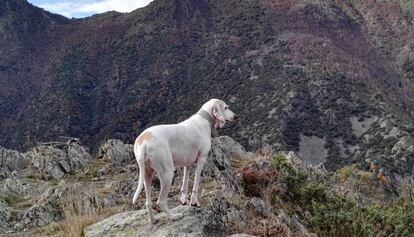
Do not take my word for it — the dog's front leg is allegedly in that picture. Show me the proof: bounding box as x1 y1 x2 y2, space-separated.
180 166 190 205
190 156 207 207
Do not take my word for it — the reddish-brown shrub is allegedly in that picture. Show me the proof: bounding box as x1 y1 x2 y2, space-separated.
241 166 279 197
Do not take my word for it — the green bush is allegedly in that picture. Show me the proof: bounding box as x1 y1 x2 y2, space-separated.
311 195 414 237
338 163 359 181
311 196 372 237
270 155 414 237
271 154 296 175
299 181 328 205
271 154 308 204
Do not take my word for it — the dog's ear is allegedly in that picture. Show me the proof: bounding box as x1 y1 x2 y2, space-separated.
213 101 225 128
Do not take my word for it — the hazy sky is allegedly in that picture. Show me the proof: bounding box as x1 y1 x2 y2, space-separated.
28 0 154 18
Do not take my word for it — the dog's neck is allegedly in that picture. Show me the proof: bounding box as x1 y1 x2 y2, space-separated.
196 109 214 128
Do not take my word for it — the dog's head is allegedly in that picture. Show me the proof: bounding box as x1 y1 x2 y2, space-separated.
204 99 237 129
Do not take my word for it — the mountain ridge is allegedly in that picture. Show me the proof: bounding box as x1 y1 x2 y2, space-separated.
0 0 413 179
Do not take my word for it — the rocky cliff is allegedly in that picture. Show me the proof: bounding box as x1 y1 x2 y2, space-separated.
0 137 412 236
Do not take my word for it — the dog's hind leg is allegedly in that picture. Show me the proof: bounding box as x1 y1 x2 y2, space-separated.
144 163 156 224
155 154 178 221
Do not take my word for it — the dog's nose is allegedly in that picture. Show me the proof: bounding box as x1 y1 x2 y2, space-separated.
234 114 239 120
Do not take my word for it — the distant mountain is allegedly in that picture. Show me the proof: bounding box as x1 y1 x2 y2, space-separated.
1 0 413 178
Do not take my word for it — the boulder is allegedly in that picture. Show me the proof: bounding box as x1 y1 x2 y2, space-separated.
203 136 247 194
0 146 27 177
22 181 118 229
67 140 92 170
27 140 92 179
278 209 312 237
0 176 49 200
99 139 134 164
245 197 269 218
84 205 227 237
391 136 414 153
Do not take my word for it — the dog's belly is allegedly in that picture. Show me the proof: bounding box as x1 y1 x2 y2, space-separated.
147 123 209 167
171 149 199 167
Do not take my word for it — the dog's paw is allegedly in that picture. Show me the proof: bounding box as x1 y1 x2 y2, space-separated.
180 193 189 205
190 202 201 207
190 196 200 207
190 199 201 207
180 199 189 205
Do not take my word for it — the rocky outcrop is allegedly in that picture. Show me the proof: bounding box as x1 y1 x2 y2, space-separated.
245 197 269 218
203 136 247 194
27 139 92 179
0 176 49 200
5 135 402 236
21 180 118 230
83 136 256 237
84 205 227 237
0 200 11 232
98 139 134 164
0 147 27 177
352 115 414 188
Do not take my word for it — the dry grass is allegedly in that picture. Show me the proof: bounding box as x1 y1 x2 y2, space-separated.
38 206 121 237
56 207 121 237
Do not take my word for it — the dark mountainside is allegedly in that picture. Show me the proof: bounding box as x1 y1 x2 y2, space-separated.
1 0 414 181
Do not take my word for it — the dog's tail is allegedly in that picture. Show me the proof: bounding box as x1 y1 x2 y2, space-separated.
132 143 146 205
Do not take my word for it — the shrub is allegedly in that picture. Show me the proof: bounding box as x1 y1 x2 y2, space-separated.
338 163 359 181
299 181 328 206
270 155 308 202
359 171 374 183
311 196 369 237
241 165 278 197
311 195 414 237
271 154 296 175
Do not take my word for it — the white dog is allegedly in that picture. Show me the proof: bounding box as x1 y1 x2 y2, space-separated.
132 99 236 223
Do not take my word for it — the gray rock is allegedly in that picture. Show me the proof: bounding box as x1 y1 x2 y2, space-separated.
22 181 118 229
384 127 404 139
245 197 268 218
68 141 92 169
0 146 27 177
84 205 227 237
0 200 11 231
278 209 312 237
23 198 62 227
99 139 134 164
203 136 246 194
392 136 414 153
208 195 231 218
226 208 248 225
1 176 48 199
31 146 67 178
27 140 92 179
